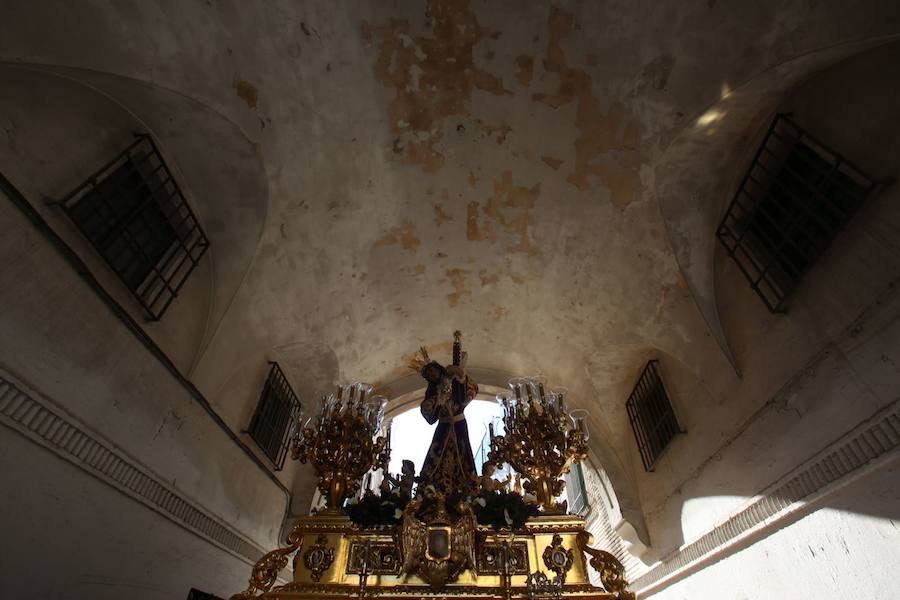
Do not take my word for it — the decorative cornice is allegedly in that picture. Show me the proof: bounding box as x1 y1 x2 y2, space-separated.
0 373 269 567
633 395 900 595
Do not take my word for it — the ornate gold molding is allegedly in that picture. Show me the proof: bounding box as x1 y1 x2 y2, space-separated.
303 534 336 582
543 533 575 583
265 581 613 599
577 531 634 600
231 537 304 600
475 540 529 575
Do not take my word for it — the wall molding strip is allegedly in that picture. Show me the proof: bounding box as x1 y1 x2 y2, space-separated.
0 373 270 568
633 395 900 596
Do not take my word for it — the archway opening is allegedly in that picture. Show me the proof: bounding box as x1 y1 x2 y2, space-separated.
387 399 503 477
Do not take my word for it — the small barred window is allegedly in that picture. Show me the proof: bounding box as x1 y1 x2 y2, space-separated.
57 135 209 320
248 362 301 471
716 114 875 312
625 360 681 472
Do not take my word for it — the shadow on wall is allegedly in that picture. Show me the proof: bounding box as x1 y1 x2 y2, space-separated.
654 34 900 377
643 39 900 562
197 340 342 528
0 62 270 377
636 458 900 597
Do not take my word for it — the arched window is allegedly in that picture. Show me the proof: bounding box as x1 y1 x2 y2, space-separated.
386 399 503 476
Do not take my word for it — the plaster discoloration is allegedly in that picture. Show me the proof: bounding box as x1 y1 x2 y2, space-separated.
232 77 258 109
362 0 511 172
467 170 541 255
374 220 421 253
472 118 512 145
445 267 471 306
635 53 677 94
533 8 642 208
434 203 452 225
479 270 498 286
515 54 534 87
466 200 489 241
541 156 563 170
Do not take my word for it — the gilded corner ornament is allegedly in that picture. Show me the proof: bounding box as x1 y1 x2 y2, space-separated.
229 536 302 600
576 531 635 600
303 534 335 582
542 533 574 583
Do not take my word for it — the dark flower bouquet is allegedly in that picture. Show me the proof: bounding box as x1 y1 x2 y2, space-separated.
471 490 539 530
345 490 410 528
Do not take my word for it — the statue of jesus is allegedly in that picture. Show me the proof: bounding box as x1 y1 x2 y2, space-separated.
410 332 478 496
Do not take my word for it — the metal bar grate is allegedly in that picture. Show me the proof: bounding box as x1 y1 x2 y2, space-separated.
716 114 875 313
56 134 210 321
625 360 681 472
247 362 302 471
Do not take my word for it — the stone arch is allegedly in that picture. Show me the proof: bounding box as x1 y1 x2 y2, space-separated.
372 368 646 546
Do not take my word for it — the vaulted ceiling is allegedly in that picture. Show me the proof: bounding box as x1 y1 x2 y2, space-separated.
3 0 899 522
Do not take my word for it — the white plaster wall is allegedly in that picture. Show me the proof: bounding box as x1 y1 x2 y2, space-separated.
632 40 900 561
0 187 288 550
646 459 900 600
0 426 251 600
0 66 211 374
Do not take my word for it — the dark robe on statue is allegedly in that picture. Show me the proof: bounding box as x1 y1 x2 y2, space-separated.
418 364 479 496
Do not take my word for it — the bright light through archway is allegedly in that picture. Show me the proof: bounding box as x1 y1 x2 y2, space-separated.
387 400 502 476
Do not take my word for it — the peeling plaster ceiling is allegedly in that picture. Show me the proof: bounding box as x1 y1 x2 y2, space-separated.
3 0 900 524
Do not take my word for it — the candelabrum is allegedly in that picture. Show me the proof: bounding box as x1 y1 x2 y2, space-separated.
290 382 390 512
489 377 589 513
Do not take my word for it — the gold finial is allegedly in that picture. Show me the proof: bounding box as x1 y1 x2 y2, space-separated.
453 330 462 342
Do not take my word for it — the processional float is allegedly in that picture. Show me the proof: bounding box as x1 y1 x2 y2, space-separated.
231 332 634 600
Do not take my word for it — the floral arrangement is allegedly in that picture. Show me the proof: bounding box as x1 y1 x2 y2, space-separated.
345 490 410 528
471 489 539 530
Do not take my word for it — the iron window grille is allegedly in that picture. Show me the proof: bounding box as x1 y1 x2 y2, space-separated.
626 360 682 472
54 134 210 321
248 362 302 471
565 462 590 516
716 114 876 313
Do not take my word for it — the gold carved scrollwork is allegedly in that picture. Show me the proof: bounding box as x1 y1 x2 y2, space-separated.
229 537 302 600
542 533 574 583
346 541 402 575
576 531 635 600
476 541 530 575
303 534 335 582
